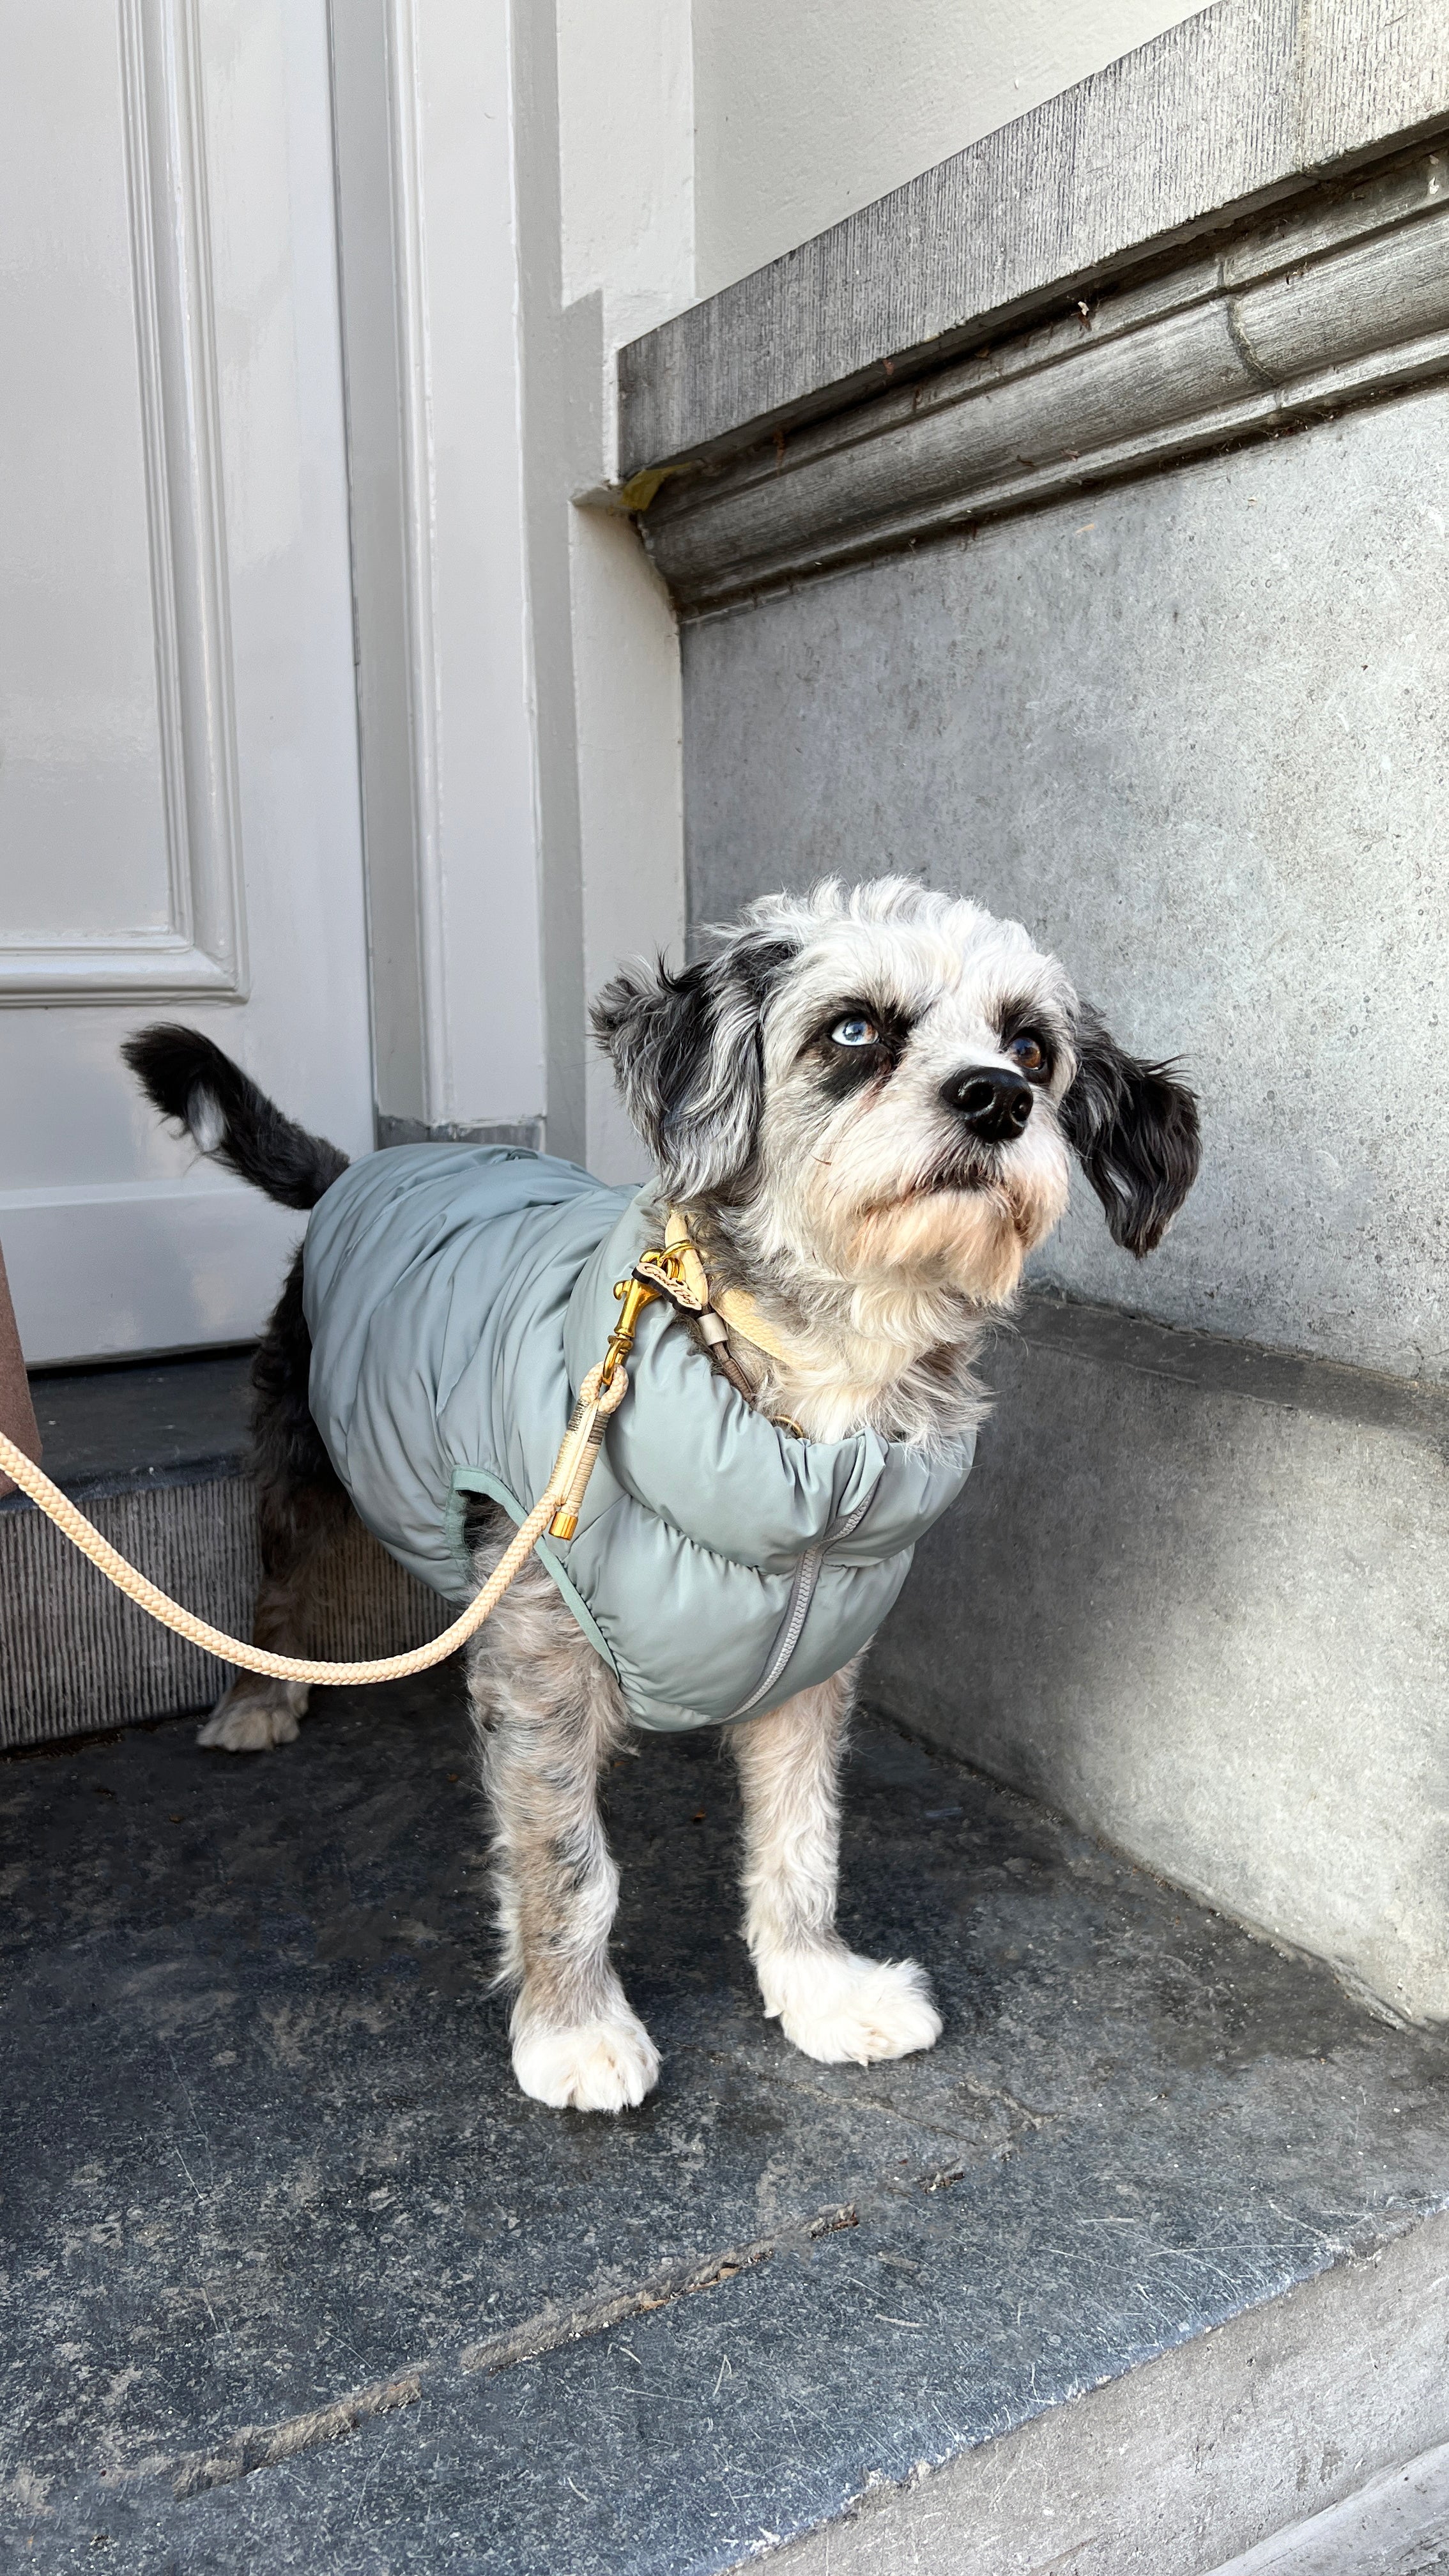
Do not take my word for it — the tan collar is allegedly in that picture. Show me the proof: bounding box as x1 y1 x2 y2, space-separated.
664 1211 797 1368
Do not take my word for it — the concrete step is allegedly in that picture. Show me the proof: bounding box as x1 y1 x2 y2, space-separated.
3 1685 1448 2572
2 1352 443 1750
1211 2441 1449 2575
873 1289 1449 2034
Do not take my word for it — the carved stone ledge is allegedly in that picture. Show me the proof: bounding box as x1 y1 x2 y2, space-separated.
640 146 1449 614
619 0 1449 478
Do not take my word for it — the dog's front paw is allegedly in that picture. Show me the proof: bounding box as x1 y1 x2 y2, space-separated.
511 2008 661 2113
197 1678 307 1753
761 1946 942 2066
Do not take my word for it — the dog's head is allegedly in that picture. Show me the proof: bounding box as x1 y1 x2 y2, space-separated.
592 878 1199 1307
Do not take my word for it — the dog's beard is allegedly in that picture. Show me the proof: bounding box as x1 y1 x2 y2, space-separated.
848 1184 1031 1303
801 1120 1071 1308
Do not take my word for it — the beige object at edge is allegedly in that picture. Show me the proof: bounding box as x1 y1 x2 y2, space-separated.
0 1243 41 1503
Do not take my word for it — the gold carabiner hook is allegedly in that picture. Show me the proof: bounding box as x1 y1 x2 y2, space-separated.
599 1273 661 1390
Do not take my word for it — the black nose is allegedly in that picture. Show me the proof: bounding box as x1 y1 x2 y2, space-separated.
940 1064 1034 1143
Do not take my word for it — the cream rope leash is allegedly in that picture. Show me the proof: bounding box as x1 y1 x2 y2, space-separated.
0 1341 636 1690
0 1232 778 1690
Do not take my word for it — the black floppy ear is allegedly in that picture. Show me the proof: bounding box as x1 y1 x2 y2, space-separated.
1059 1007 1201 1257
590 933 793 1199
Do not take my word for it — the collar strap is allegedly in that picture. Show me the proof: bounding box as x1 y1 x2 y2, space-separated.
664 1211 797 1367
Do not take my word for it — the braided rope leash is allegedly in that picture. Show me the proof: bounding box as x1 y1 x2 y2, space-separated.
0 1350 634 1690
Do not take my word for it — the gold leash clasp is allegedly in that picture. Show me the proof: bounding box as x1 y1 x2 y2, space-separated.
546 1271 663 1542
602 1272 662 1386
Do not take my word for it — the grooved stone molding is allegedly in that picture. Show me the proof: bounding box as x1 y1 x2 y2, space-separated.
641 143 1449 610
618 0 1449 480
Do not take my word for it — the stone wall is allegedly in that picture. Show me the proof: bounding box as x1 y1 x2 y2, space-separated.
680 378 1448 1384
620 0 1449 2019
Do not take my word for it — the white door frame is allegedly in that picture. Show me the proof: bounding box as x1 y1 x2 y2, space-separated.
328 0 548 1150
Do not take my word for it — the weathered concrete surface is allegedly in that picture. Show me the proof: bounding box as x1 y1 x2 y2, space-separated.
618 0 1449 476
682 387 1449 1382
1210 2435 1449 2572
6 1682 1449 2570
868 1294 1449 2026
768 2213 1449 2575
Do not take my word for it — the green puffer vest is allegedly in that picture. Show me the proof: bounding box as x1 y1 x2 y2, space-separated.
303 1146 975 1733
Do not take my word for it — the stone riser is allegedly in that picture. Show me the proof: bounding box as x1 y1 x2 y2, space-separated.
772 2209 1449 2575
0 1478 445 1749
870 1294 1449 2028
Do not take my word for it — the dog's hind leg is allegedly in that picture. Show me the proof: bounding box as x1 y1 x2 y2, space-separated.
731 1664 943 2066
464 1547 657 2114
199 1248 347 1753
199 1477 347 1751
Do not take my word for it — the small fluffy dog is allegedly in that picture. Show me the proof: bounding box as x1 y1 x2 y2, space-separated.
125 879 1199 2113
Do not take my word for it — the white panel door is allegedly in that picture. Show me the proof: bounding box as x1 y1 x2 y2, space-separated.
0 0 373 1363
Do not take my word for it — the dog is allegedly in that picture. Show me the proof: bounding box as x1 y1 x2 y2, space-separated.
124 877 1199 2113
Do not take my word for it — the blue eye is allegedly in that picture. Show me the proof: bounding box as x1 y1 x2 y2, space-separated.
831 1016 879 1047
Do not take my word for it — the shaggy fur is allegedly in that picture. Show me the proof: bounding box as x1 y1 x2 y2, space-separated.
126 878 1200 2111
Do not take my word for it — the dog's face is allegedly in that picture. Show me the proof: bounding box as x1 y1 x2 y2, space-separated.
593 879 1199 1308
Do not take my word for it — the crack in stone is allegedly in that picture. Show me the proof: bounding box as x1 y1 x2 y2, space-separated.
160 2201 862 2501
169 2373 422 2499
749 2048 1058 2156
157 2144 1004 2503
957 2073 1057 2129
461 2200 859 2376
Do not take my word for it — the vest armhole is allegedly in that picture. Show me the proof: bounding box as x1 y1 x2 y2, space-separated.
445 1470 621 1676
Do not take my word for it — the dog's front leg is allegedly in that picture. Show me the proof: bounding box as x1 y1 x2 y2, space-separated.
468 1560 659 2114
731 1666 942 2066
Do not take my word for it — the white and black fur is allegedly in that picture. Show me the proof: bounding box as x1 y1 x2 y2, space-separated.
125 879 1199 2113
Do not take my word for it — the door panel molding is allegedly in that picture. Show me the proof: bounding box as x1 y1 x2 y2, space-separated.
0 0 245 1005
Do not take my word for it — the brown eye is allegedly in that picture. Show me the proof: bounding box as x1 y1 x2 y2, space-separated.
1008 1032 1045 1075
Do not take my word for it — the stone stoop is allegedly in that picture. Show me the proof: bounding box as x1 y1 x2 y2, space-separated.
1 1352 446 1750
4 1686 1449 2572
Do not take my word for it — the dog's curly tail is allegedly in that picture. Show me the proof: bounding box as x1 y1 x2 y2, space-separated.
122 1024 349 1211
